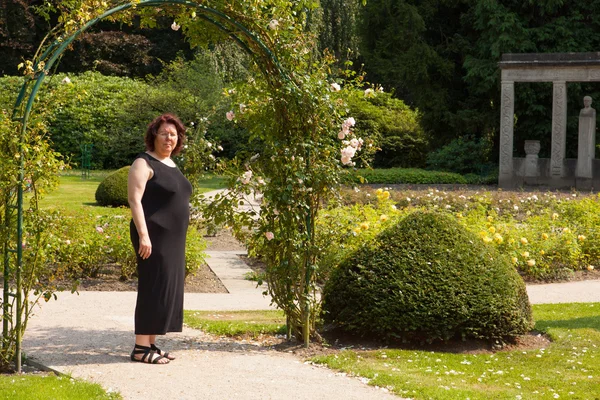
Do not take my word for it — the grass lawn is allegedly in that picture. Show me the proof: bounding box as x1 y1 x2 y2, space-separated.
184 310 286 337
37 171 226 214
311 303 600 400
39 175 115 214
0 373 120 400
192 174 228 192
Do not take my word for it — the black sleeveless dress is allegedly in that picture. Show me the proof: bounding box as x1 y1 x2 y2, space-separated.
130 152 192 335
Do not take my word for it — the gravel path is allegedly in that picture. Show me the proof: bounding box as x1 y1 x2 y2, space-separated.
23 251 400 400
23 291 399 400
22 249 600 399
527 279 600 304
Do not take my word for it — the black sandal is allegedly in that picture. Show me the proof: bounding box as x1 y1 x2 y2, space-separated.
151 343 175 360
130 344 169 364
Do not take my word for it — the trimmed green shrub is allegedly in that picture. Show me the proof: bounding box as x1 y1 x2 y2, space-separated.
44 72 148 169
1 51 230 170
322 211 534 342
316 188 405 285
347 167 468 184
95 166 130 207
463 169 499 185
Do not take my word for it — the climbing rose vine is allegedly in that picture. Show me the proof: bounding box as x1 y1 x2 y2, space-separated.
12 0 376 348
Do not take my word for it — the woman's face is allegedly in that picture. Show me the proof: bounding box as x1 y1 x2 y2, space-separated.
154 122 178 157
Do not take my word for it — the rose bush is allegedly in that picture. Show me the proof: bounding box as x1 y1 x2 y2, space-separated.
45 210 205 280
0 91 66 371
329 187 600 282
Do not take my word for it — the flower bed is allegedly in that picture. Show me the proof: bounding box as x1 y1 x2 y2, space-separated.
317 185 600 282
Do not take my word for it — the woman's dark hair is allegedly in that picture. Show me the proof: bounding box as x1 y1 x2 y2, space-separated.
145 113 186 155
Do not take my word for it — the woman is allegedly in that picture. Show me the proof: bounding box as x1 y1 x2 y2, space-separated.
128 113 192 364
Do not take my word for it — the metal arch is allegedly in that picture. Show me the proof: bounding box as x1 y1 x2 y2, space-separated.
6 0 292 373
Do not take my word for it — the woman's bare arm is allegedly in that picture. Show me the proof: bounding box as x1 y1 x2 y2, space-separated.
128 158 153 259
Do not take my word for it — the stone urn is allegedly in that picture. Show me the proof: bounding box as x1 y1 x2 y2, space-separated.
524 140 541 156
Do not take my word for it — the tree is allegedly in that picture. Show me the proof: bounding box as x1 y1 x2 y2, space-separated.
318 0 362 64
358 0 600 158
0 0 42 75
0 1 193 78
56 17 194 78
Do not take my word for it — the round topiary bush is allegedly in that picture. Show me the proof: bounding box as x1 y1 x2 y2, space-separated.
322 211 534 342
95 166 130 207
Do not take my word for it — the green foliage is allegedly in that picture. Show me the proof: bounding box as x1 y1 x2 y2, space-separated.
95 166 130 207
358 0 600 158
322 211 534 342
358 0 459 142
123 52 225 132
426 135 494 175
336 187 600 281
46 210 205 280
43 72 148 169
462 170 499 185
344 89 427 168
1 51 230 170
44 212 134 280
317 0 361 64
0 88 67 370
33 174 213 281
348 168 468 184
0 75 23 111
316 188 405 284
184 224 208 278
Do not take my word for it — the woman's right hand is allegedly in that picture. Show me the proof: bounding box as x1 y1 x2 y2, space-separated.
138 234 152 259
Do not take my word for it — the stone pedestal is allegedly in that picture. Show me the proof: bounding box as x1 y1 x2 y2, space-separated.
524 140 540 184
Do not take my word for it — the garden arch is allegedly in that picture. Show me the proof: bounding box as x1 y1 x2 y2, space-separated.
4 0 293 372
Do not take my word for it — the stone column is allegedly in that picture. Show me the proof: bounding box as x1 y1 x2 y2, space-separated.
499 81 515 187
551 81 567 177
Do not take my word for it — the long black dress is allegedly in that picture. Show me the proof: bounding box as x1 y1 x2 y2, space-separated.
130 152 192 335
